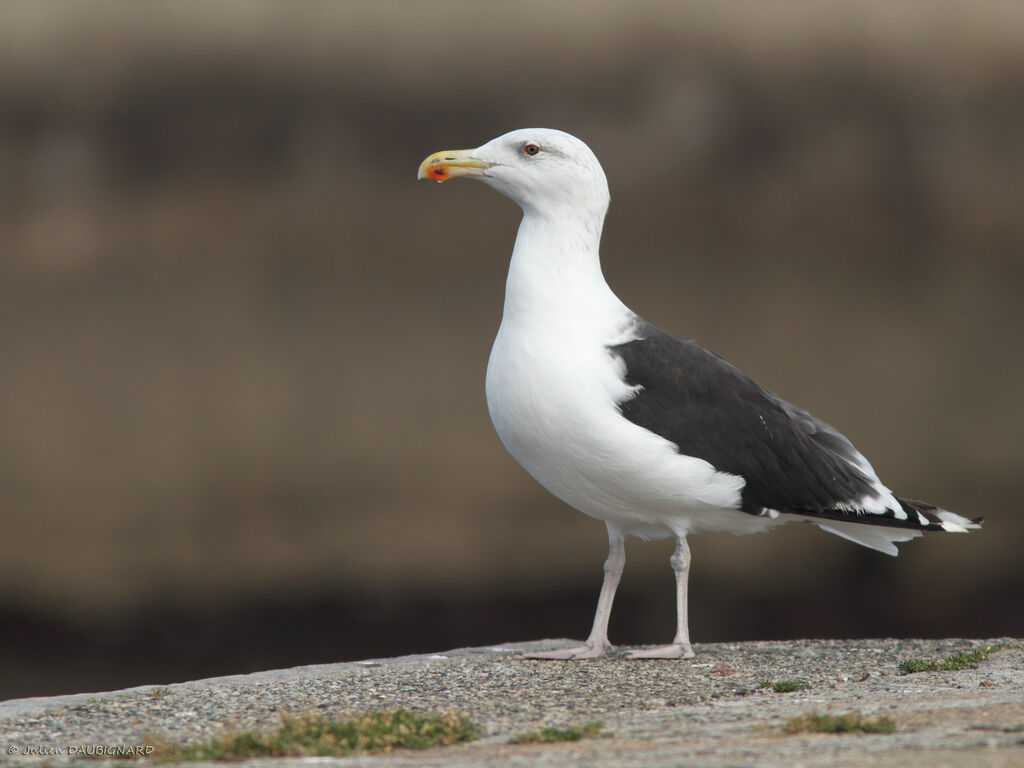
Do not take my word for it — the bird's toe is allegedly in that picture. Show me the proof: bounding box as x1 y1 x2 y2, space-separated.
623 643 695 660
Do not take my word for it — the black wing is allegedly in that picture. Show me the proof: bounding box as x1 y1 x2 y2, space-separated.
609 320 885 519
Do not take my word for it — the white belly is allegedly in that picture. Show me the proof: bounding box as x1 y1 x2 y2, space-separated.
485 319 748 537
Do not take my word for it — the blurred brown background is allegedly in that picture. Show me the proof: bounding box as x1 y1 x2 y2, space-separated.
2 1 1022 700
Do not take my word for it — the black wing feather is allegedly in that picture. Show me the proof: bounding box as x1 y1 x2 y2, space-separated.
609 320 881 518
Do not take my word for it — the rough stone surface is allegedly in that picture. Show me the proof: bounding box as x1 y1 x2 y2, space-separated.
2 638 1023 767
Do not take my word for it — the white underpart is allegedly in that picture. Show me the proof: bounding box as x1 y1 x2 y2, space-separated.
815 521 921 557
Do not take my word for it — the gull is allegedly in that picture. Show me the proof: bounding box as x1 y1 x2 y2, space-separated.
418 128 979 659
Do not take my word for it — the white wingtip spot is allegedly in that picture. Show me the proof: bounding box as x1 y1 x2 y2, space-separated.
935 509 981 533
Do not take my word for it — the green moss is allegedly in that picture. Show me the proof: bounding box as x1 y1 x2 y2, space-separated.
509 721 604 744
150 710 476 762
759 679 813 693
898 643 1022 675
784 711 896 735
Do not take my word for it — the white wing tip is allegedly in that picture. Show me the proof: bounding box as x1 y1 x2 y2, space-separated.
934 509 982 533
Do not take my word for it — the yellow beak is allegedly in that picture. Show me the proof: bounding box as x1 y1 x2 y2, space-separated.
417 149 493 182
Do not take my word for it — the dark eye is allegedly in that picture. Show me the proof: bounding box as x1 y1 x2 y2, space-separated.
522 143 540 156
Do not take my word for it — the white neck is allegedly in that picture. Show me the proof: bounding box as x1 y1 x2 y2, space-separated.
501 208 625 326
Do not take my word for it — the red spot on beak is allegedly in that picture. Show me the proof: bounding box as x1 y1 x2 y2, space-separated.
429 165 449 182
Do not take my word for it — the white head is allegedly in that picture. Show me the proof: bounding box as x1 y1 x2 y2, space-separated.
418 128 610 221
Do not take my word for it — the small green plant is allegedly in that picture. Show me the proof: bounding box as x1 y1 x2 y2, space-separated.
148 688 171 698
784 711 896 735
899 643 1022 675
509 721 603 744
759 679 812 693
150 710 476 762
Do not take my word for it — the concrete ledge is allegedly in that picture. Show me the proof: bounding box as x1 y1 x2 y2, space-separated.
3 638 1023 766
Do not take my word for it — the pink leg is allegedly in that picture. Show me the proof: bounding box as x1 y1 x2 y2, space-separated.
625 536 695 659
521 526 625 660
